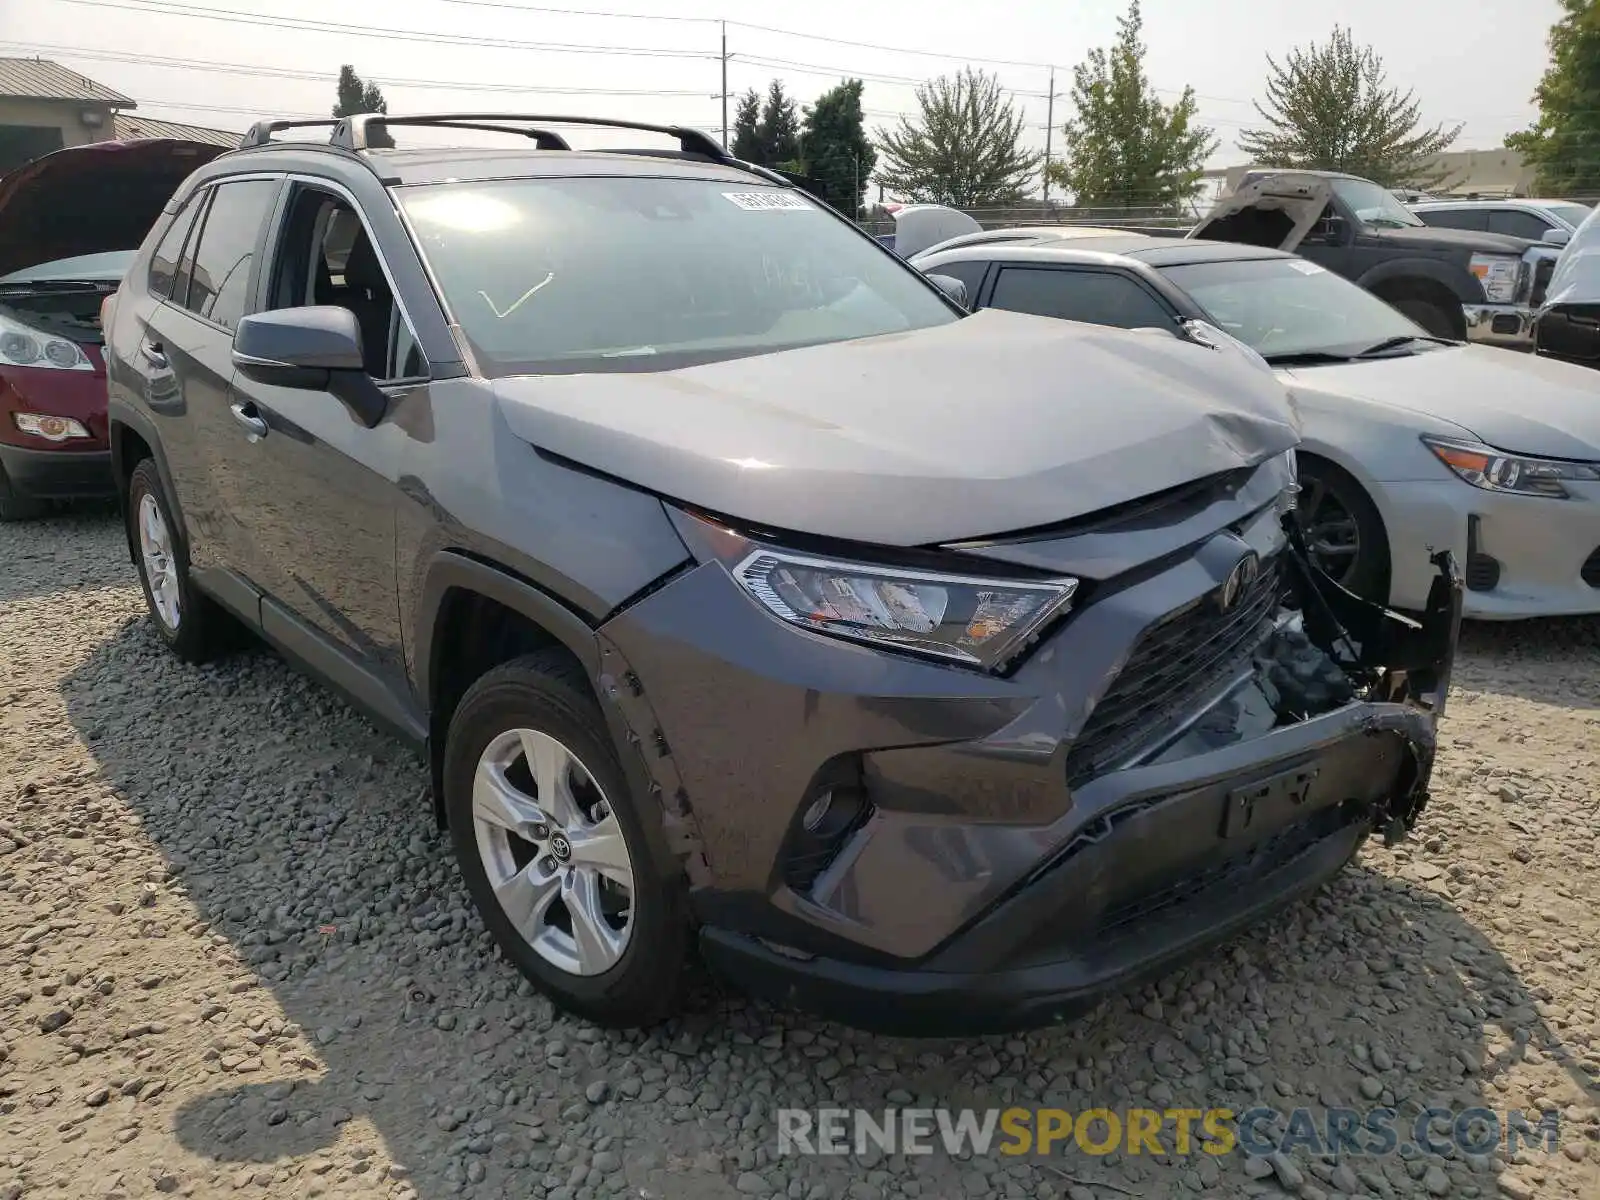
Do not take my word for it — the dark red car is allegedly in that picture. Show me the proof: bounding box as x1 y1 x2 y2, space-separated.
0 138 226 519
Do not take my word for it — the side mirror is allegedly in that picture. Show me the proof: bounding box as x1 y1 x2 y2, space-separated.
1543 226 1572 247
925 272 969 309
1318 214 1350 244
232 306 386 428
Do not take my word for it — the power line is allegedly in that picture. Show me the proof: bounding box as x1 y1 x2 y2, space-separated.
49 0 718 59
0 41 715 96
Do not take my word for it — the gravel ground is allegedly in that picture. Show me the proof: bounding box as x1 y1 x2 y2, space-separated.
2 510 1599 1200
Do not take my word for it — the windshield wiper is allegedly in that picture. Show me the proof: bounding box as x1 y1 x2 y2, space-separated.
1355 334 1453 357
1261 350 1356 365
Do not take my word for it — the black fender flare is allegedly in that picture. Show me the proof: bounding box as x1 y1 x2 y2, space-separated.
107 397 189 564
411 550 602 708
1355 257 1479 305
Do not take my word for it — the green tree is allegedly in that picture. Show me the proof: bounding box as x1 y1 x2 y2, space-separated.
1237 26 1461 188
756 80 802 169
801 79 875 216
1506 0 1600 194
333 65 388 118
731 88 762 161
875 68 1040 206
1050 2 1216 212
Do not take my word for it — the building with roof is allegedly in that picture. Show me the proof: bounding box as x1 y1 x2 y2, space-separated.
0 57 238 172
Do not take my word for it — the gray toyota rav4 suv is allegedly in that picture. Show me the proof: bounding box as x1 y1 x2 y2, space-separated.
104 112 1462 1035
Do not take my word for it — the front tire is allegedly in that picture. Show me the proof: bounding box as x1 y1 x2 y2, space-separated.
1390 296 1461 340
1296 457 1390 602
444 650 690 1028
127 458 232 663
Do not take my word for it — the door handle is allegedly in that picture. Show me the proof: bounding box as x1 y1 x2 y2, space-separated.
140 339 167 368
230 402 268 442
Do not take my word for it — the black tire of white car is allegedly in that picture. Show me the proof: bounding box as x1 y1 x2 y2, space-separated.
443 650 691 1029
0 465 47 522
127 458 232 664
1296 457 1390 603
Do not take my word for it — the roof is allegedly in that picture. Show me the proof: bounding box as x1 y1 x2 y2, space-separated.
112 114 238 148
0 57 134 107
221 141 771 187
1410 197 1584 211
921 235 1294 269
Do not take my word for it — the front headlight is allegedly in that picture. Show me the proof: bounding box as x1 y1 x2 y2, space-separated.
0 309 93 371
733 548 1078 670
14 412 91 441
1423 435 1600 499
1468 253 1521 304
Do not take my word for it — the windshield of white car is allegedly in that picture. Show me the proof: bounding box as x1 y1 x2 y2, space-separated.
1159 256 1448 362
396 176 957 375
1548 202 1594 230
1330 178 1424 229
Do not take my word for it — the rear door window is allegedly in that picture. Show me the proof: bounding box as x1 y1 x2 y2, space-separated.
179 178 280 330
1419 208 1489 232
988 266 1175 330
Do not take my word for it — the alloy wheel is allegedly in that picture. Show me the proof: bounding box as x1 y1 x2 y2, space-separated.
471 727 635 977
1297 473 1361 586
137 492 182 630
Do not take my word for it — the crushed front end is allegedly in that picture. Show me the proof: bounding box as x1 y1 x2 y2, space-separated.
596 451 1463 1036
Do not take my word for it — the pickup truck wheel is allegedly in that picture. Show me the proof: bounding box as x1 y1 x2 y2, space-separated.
0 465 48 522
444 651 690 1028
1296 458 1389 602
127 459 232 663
1389 297 1461 340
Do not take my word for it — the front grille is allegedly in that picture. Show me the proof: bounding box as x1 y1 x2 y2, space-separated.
1583 546 1600 589
1064 556 1282 787
1531 256 1558 309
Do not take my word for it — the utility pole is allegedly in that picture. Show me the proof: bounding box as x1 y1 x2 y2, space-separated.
720 21 729 150
1041 66 1056 206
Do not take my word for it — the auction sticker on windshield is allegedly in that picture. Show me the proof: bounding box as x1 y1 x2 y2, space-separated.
724 191 814 211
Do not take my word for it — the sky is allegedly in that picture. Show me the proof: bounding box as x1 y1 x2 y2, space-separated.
1 0 1563 195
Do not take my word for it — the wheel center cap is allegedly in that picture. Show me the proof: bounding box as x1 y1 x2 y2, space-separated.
549 832 572 862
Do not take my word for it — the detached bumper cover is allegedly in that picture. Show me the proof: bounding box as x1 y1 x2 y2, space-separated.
0 442 113 500
696 532 1463 1037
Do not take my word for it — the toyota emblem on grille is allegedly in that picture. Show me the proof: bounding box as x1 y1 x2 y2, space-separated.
1218 552 1261 612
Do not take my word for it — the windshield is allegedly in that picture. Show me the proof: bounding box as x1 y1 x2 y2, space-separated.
397 176 957 374
1330 178 1424 229
1548 202 1594 230
1160 256 1433 360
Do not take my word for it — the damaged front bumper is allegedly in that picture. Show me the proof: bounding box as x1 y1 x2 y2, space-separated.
601 505 1463 1036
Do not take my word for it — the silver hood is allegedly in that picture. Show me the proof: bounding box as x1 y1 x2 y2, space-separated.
1282 344 1600 460
493 308 1300 546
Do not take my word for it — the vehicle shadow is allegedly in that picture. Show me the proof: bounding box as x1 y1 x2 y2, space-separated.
1454 615 1600 710
0 504 125 603
59 619 1598 1200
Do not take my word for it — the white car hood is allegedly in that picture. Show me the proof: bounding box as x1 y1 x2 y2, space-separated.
1281 345 1600 461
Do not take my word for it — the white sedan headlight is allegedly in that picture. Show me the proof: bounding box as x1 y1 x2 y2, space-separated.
1423 435 1600 499
1468 253 1522 304
734 549 1078 670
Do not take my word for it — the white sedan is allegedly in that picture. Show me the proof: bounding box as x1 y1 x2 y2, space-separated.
912 230 1600 619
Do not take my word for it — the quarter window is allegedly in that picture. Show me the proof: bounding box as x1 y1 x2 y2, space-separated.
179 179 279 330
147 193 203 299
988 267 1175 330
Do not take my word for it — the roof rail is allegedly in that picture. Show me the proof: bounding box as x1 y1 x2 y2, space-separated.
238 118 342 150
329 112 733 161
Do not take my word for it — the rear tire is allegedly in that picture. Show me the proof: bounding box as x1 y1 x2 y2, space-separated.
444 650 690 1028
0 465 47 522
127 458 233 663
